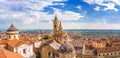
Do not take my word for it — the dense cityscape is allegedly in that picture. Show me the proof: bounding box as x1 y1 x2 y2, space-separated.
0 16 120 58
1 0 120 58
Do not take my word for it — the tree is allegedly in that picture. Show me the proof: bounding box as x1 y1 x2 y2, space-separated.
43 35 51 40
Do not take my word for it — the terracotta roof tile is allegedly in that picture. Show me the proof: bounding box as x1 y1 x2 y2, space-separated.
0 48 23 58
0 39 8 44
97 46 120 53
7 39 25 47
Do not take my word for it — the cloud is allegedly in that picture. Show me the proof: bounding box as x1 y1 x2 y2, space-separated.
76 5 81 10
61 22 120 29
26 0 68 11
94 6 100 11
36 21 120 29
53 3 65 6
3 0 119 29
80 22 120 29
19 10 84 29
52 7 84 20
26 1 52 11
0 0 68 11
102 3 118 11
54 11 84 20
83 0 119 11
0 1 65 21
111 0 120 6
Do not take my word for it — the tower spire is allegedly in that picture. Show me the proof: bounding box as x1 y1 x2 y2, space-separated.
59 22 63 31
55 13 58 20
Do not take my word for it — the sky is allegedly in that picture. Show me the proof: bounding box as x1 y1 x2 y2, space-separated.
0 0 120 29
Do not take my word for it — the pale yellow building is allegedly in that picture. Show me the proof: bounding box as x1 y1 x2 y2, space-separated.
92 41 106 48
92 39 111 48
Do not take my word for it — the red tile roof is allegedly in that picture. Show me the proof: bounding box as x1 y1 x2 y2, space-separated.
7 39 25 47
97 46 120 53
0 39 8 44
0 48 23 58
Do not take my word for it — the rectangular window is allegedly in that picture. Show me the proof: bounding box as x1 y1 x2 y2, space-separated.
107 54 109 56
119 52 120 54
99 54 100 56
23 49 26 54
111 53 113 55
103 54 105 56
14 36 16 39
9 36 10 39
48 52 50 57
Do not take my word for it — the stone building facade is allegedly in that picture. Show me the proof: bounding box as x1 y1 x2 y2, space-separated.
40 15 76 58
53 15 69 44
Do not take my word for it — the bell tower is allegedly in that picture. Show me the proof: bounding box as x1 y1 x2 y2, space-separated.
53 15 70 43
53 15 59 36
59 22 63 31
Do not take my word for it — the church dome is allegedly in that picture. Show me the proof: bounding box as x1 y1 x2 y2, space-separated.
7 24 18 31
6 23 19 40
58 41 75 54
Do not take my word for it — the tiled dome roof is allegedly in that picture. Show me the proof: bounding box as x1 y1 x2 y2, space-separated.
58 41 75 54
7 24 18 31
